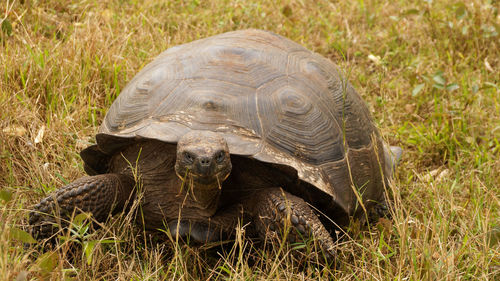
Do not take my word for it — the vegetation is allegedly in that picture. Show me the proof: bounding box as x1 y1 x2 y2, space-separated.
1 0 498 279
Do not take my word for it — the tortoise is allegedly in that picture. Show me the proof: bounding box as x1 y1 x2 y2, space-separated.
29 29 401 258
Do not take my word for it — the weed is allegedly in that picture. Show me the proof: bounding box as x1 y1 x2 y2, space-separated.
1 0 498 280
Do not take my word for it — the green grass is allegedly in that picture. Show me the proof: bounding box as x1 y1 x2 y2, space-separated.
1 0 498 280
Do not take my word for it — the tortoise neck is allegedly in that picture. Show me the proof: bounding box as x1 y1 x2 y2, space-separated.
178 177 221 216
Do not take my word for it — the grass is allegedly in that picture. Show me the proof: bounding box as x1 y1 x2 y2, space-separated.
1 0 498 279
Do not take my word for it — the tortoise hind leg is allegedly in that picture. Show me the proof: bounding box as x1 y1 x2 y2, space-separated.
246 188 337 261
29 174 135 239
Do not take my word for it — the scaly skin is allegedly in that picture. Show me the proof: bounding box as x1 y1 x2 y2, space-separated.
246 188 337 260
29 174 135 239
29 175 336 260
29 132 337 261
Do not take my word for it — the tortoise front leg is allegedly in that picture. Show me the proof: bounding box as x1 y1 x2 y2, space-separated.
29 174 135 239
246 188 337 261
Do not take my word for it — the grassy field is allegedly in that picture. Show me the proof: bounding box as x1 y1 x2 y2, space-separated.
1 0 498 280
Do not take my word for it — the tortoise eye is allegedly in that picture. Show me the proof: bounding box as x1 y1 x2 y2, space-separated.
183 152 195 164
215 151 225 163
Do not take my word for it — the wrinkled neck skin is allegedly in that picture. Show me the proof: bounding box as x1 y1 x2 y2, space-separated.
175 171 223 217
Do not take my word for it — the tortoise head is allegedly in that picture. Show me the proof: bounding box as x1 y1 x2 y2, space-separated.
175 131 232 186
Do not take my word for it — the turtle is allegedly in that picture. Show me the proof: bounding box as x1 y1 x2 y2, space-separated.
29 29 401 258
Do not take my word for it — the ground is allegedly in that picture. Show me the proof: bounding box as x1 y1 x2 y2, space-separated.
0 0 498 280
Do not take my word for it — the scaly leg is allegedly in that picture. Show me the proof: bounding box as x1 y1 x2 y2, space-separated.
246 188 337 260
29 174 135 239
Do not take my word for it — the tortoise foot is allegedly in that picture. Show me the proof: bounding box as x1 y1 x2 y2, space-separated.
249 188 337 261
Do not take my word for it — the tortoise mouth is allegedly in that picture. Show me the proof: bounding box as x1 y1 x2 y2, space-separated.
191 173 219 185
176 170 229 186
190 170 230 185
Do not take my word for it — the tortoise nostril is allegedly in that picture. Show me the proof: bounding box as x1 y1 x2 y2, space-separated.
199 157 211 166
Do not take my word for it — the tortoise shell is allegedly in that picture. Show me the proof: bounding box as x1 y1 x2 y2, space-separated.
86 29 390 218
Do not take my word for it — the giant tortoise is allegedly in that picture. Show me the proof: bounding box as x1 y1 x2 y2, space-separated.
29 29 401 258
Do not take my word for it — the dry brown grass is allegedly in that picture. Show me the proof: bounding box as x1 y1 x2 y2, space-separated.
1 0 499 280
